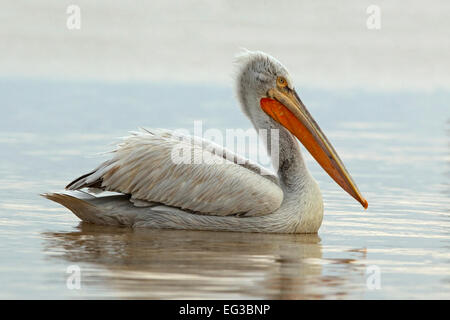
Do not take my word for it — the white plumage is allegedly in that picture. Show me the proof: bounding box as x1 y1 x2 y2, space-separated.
67 128 283 217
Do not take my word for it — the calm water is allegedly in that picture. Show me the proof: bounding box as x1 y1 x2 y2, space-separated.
0 79 449 299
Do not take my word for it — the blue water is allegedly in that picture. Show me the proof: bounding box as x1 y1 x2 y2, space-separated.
0 78 448 299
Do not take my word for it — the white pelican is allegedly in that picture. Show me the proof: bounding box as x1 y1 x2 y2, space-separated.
44 51 367 233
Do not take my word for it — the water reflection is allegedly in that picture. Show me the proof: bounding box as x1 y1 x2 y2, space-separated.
43 223 366 299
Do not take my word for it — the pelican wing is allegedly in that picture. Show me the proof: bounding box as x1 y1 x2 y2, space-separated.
66 129 283 216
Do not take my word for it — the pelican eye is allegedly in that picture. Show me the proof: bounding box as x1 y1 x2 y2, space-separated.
277 76 288 88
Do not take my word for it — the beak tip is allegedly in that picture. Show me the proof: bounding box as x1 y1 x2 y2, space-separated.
362 198 369 210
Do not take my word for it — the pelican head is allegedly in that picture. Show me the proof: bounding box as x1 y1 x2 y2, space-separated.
235 50 368 209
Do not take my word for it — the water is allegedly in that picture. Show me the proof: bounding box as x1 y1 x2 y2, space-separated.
0 79 448 299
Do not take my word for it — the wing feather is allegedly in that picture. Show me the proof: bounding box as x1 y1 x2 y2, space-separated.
66 129 283 216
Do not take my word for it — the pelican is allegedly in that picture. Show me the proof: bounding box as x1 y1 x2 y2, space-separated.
44 51 368 233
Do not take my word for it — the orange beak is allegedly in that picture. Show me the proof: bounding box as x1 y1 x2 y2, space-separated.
260 88 368 209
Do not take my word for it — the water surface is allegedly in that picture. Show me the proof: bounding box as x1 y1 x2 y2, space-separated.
0 79 448 299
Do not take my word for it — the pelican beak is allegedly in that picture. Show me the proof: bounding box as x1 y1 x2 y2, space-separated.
260 87 368 209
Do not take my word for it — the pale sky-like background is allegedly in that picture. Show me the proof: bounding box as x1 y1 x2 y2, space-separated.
1 0 449 91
